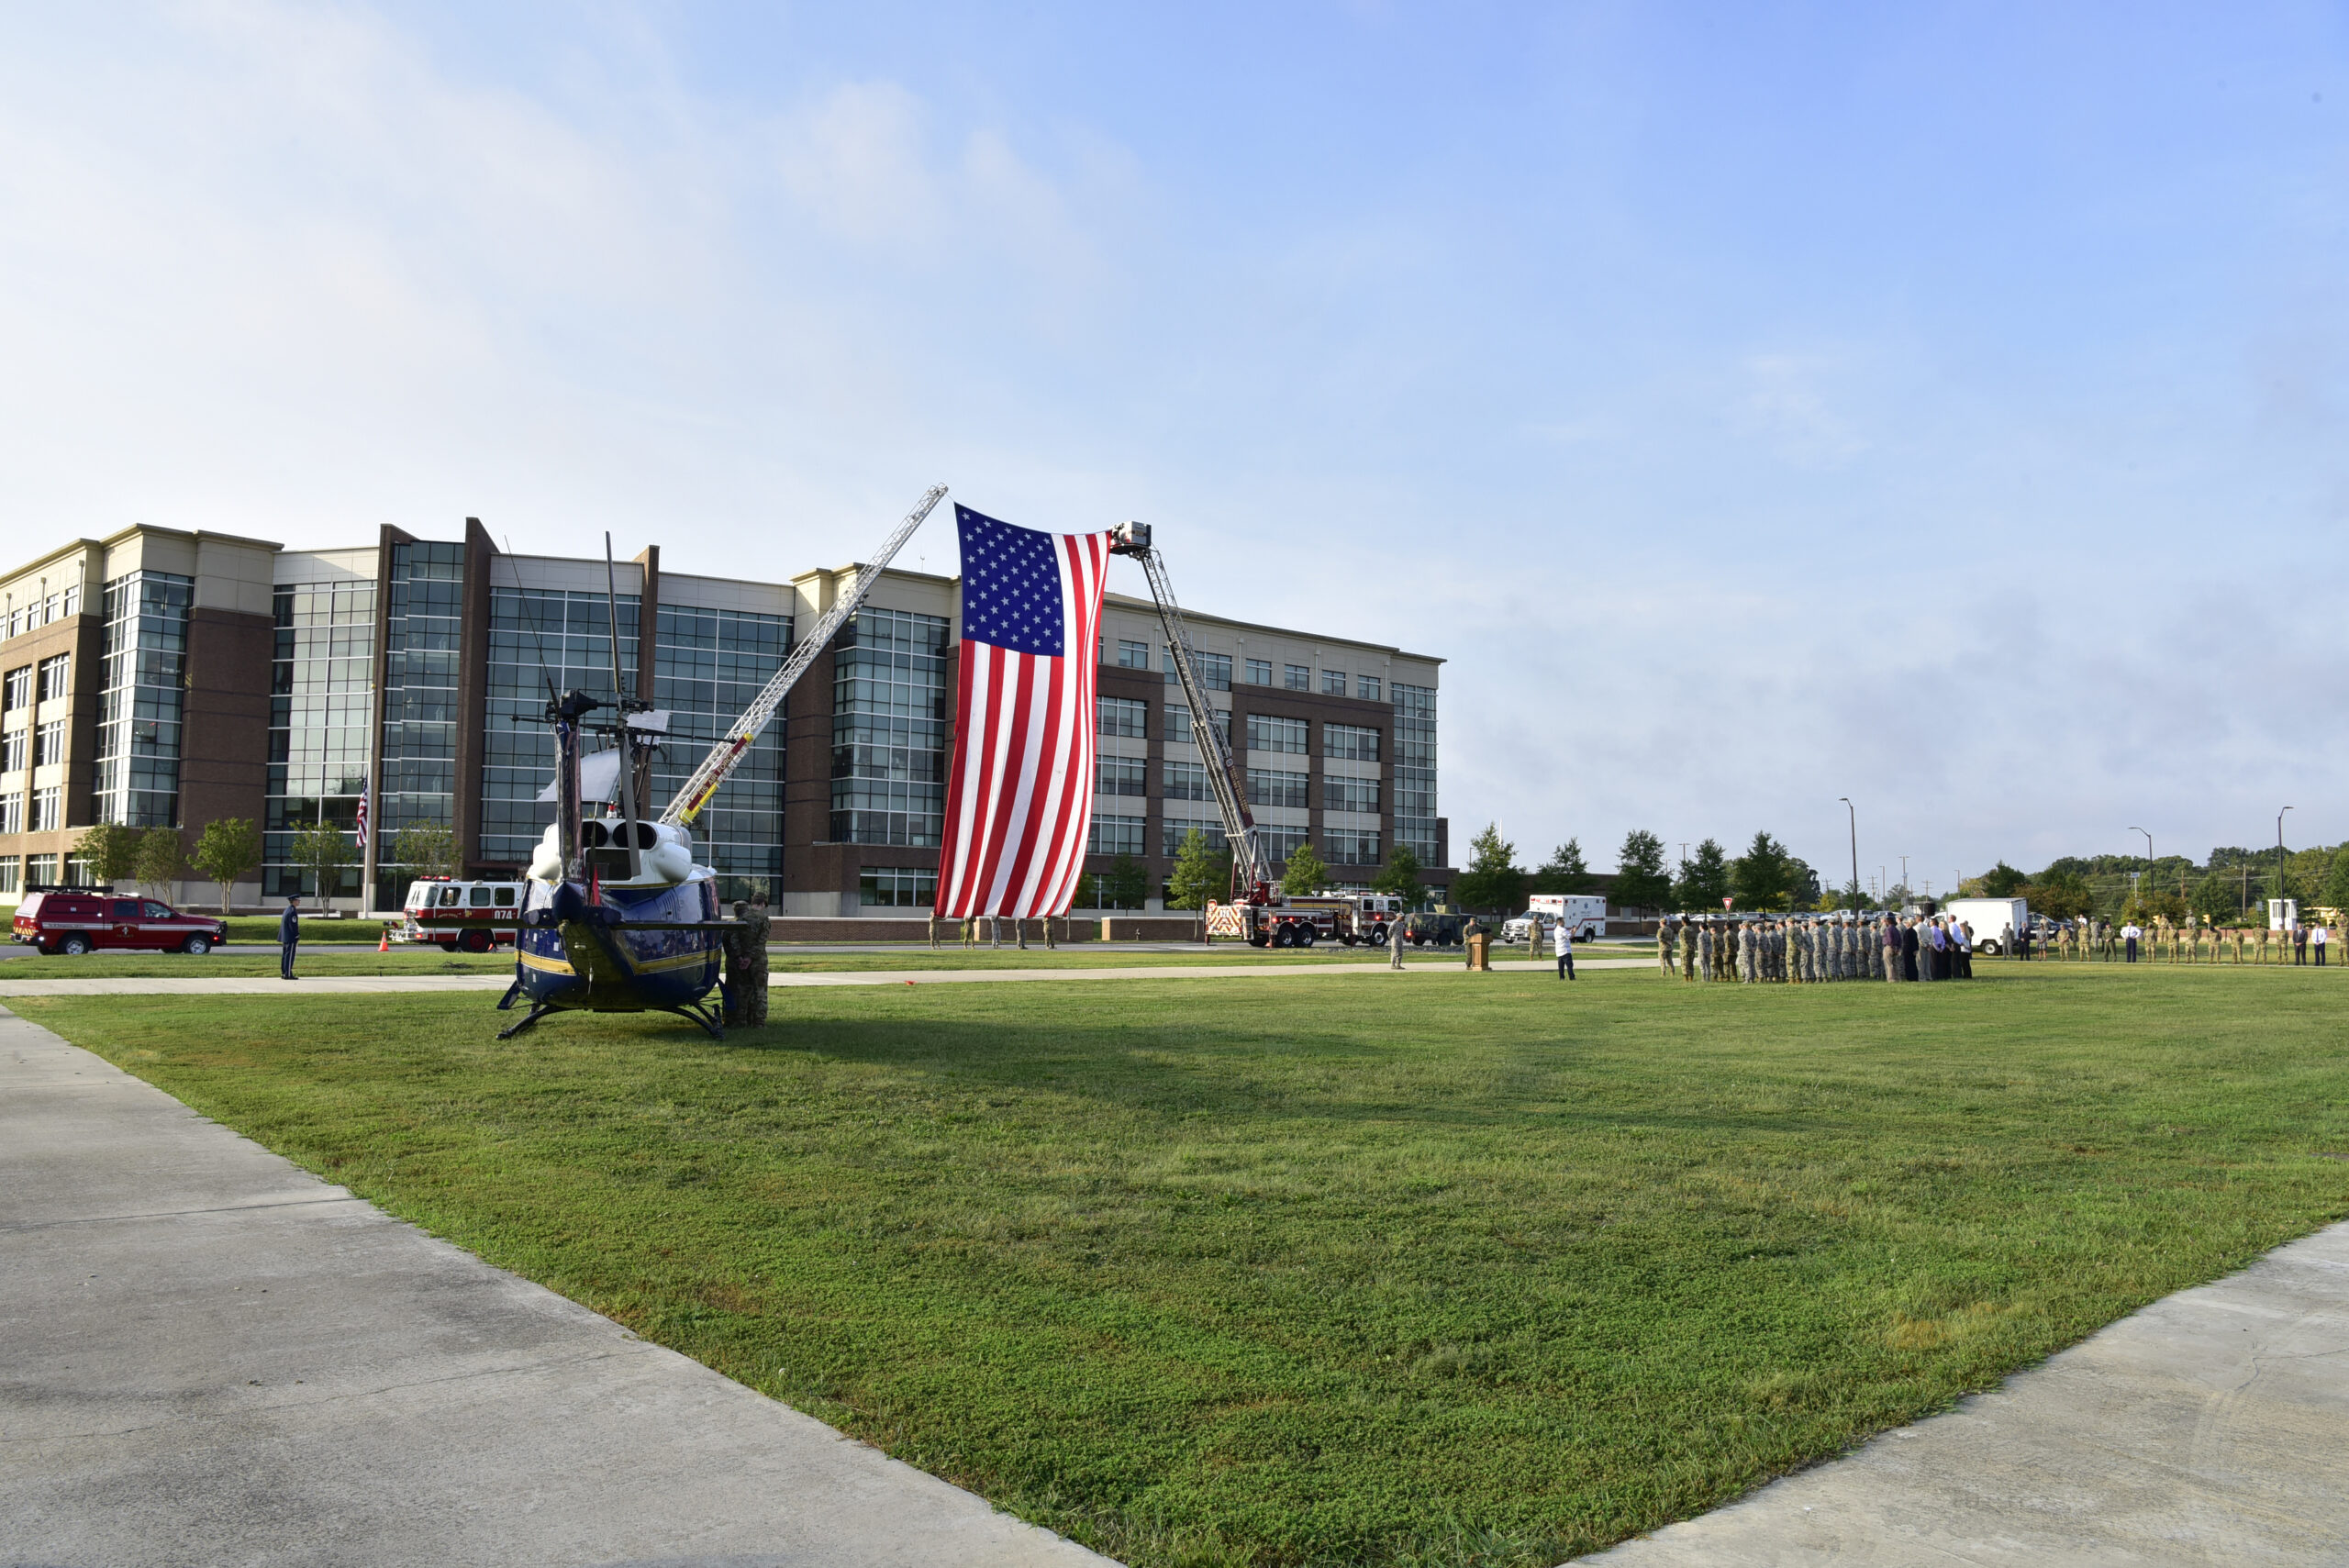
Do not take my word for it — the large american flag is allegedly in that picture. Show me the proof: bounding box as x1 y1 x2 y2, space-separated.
934 506 1114 918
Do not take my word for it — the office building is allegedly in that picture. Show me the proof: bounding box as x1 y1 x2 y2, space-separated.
1 522 1449 917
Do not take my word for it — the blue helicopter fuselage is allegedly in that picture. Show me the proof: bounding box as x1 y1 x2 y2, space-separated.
514 875 722 1015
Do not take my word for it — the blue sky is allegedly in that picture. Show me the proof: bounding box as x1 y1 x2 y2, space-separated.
3 3 2343 892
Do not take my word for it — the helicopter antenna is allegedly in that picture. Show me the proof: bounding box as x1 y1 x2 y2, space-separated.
603 533 642 880
661 484 948 827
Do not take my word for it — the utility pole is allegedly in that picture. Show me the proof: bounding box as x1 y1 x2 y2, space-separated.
1839 797 1857 910
1898 854 1909 899
2130 827 2151 910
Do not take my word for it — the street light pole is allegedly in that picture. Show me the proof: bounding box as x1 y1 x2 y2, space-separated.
2130 827 2151 910
2278 806 2294 922
1898 854 1909 900
1839 797 1857 909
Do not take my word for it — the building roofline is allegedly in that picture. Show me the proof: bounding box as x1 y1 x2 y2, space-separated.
1100 590 1445 666
5 525 286 590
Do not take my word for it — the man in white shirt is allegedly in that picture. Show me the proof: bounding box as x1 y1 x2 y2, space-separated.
2316 925 2330 967
2121 921 2142 963
1555 919 1575 981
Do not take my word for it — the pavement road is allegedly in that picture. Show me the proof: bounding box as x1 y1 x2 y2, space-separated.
0 1004 1111 1568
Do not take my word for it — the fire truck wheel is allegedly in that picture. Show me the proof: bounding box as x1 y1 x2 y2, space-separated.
181 934 213 955
59 935 92 956
461 929 492 953
1368 925 1386 946
1273 927 1294 948
1297 927 1317 947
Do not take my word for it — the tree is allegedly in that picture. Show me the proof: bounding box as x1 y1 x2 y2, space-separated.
1452 823 1525 913
75 822 143 887
1611 829 1672 912
1280 837 1329 897
391 819 462 883
2190 873 2243 925
1729 831 1796 910
190 817 262 916
289 820 354 908
1787 858 1823 910
1166 829 1229 914
1372 844 1426 909
1104 853 1151 911
2025 872 2094 923
1675 838 1731 910
133 826 184 896
1977 862 2029 896
1531 838 1594 895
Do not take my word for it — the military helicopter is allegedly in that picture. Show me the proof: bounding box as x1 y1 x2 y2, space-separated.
496 486 949 1040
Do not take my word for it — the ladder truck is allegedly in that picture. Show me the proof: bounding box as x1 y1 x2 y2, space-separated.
1110 522 1334 948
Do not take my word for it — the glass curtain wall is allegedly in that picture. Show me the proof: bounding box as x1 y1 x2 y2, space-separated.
1392 683 1440 865
648 603 790 902
480 583 638 871
370 542 462 906
92 570 192 828
829 608 949 848
266 579 376 897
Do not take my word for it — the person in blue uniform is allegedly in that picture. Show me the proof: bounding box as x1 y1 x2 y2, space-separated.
278 896 300 980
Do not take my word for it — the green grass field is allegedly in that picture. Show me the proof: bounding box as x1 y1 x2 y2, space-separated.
20 963 2349 1566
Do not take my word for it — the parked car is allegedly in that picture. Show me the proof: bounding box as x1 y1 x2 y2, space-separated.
12 887 228 955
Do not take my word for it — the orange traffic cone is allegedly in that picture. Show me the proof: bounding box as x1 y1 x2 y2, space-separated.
378 928 390 952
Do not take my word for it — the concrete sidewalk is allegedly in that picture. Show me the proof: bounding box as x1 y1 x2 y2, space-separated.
0 957 1648 996
0 1006 1111 1568
1582 1221 2349 1565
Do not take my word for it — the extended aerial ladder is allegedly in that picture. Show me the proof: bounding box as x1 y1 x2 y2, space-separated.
660 484 949 828
1109 522 1275 911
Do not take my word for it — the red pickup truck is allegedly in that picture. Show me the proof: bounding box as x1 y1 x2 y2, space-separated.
12 888 228 955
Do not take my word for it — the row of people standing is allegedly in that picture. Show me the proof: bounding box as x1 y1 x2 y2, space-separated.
1656 914 1978 984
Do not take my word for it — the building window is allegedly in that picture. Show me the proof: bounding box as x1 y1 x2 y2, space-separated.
1357 674 1381 702
33 718 66 767
37 654 71 702
2 667 28 710
31 785 61 832
1163 760 1210 800
1322 669 1346 695
1088 813 1146 857
1096 756 1148 797
1283 663 1308 690
1116 639 1150 669
1246 714 1308 754
0 791 20 834
1260 827 1307 865
1326 829 1381 866
27 853 57 886
0 856 17 895
1 728 23 773
829 607 946 855
1163 647 1231 691
860 866 936 907
1097 695 1148 738
273 576 382 901
1325 723 1380 762
1165 704 1230 747
93 569 193 829
1246 767 1308 809
1393 682 1439 863
1163 818 1227 858
1080 869 1148 910
1325 776 1381 815
1245 657 1273 685
365 541 464 902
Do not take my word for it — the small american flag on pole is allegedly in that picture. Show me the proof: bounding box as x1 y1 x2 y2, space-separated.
354 775 369 847
933 506 1114 918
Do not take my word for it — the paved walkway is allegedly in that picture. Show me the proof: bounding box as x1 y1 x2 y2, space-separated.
0 1006 1110 1567
1581 1221 2349 1564
0 957 1648 996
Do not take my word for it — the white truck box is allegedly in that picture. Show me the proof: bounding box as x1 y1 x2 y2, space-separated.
1943 896 2029 954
